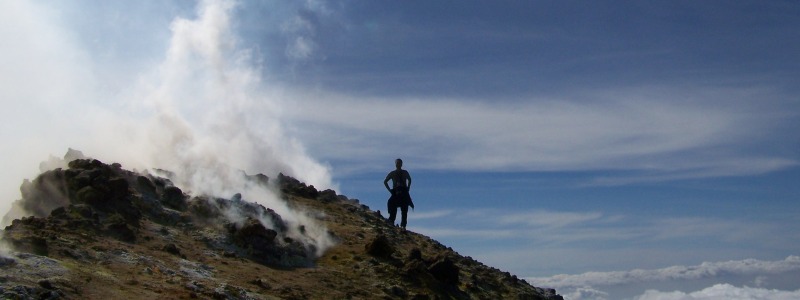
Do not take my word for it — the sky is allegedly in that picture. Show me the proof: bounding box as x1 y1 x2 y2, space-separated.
2 1 799 299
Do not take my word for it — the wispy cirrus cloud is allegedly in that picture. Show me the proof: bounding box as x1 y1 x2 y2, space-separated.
497 211 606 228
412 208 785 252
648 217 775 242
409 209 454 220
412 209 610 241
284 85 798 183
412 228 516 239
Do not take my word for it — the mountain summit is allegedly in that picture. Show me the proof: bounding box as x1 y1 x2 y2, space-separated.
0 152 563 299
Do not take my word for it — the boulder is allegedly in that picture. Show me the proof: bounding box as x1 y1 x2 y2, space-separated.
136 176 157 198
161 186 187 211
278 173 319 199
227 217 314 267
365 235 394 259
408 248 423 261
107 177 130 200
162 243 182 257
317 189 338 203
188 197 222 220
249 173 270 186
3 217 49 256
49 204 98 231
14 170 70 218
232 218 278 251
104 214 136 243
76 186 105 208
428 257 459 285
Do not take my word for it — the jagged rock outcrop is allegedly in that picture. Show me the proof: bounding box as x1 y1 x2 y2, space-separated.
2 155 324 269
0 151 563 300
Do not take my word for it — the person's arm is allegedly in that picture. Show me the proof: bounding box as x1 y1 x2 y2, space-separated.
406 171 414 210
384 172 392 193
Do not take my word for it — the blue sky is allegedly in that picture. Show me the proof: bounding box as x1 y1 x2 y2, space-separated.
2 1 799 299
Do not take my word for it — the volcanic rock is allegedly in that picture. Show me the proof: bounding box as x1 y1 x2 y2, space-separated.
161 186 187 211
428 257 460 285
365 234 394 259
0 151 564 299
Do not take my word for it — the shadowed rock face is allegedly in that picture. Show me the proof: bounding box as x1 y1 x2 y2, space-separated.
0 153 563 300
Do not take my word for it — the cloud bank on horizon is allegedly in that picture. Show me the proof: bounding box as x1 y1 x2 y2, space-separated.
634 284 800 300
531 256 800 300
552 256 800 300
411 207 798 274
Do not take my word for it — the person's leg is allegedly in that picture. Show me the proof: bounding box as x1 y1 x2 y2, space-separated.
400 205 409 229
388 200 398 225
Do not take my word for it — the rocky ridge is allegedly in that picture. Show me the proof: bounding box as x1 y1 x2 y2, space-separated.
0 152 563 299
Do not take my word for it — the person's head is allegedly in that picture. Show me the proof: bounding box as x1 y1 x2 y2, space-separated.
395 158 403 169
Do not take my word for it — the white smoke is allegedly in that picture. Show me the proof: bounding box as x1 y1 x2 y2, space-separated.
0 231 9 259
0 0 336 254
136 1 337 255
133 0 333 189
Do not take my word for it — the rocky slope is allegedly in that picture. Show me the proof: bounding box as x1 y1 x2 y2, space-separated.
0 154 562 299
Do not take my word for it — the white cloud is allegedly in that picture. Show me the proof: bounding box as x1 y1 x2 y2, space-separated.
498 211 605 228
409 209 454 220
279 0 338 63
282 14 317 61
283 87 798 182
286 36 317 60
533 256 800 288
405 207 796 292
412 227 516 239
634 284 800 300
531 256 800 300
648 218 773 242
564 287 609 300
412 208 781 248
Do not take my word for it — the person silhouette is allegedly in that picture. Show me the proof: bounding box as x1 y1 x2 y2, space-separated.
384 158 414 229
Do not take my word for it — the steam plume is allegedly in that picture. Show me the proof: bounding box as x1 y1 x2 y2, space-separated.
1 0 336 253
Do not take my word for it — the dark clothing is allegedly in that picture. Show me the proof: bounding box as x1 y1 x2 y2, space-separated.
389 186 413 207
385 167 413 229
387 170 411 189
388 186 412 228
388 204 409 229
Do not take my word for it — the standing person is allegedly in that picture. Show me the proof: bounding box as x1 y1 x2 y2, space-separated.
384 158 414 229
